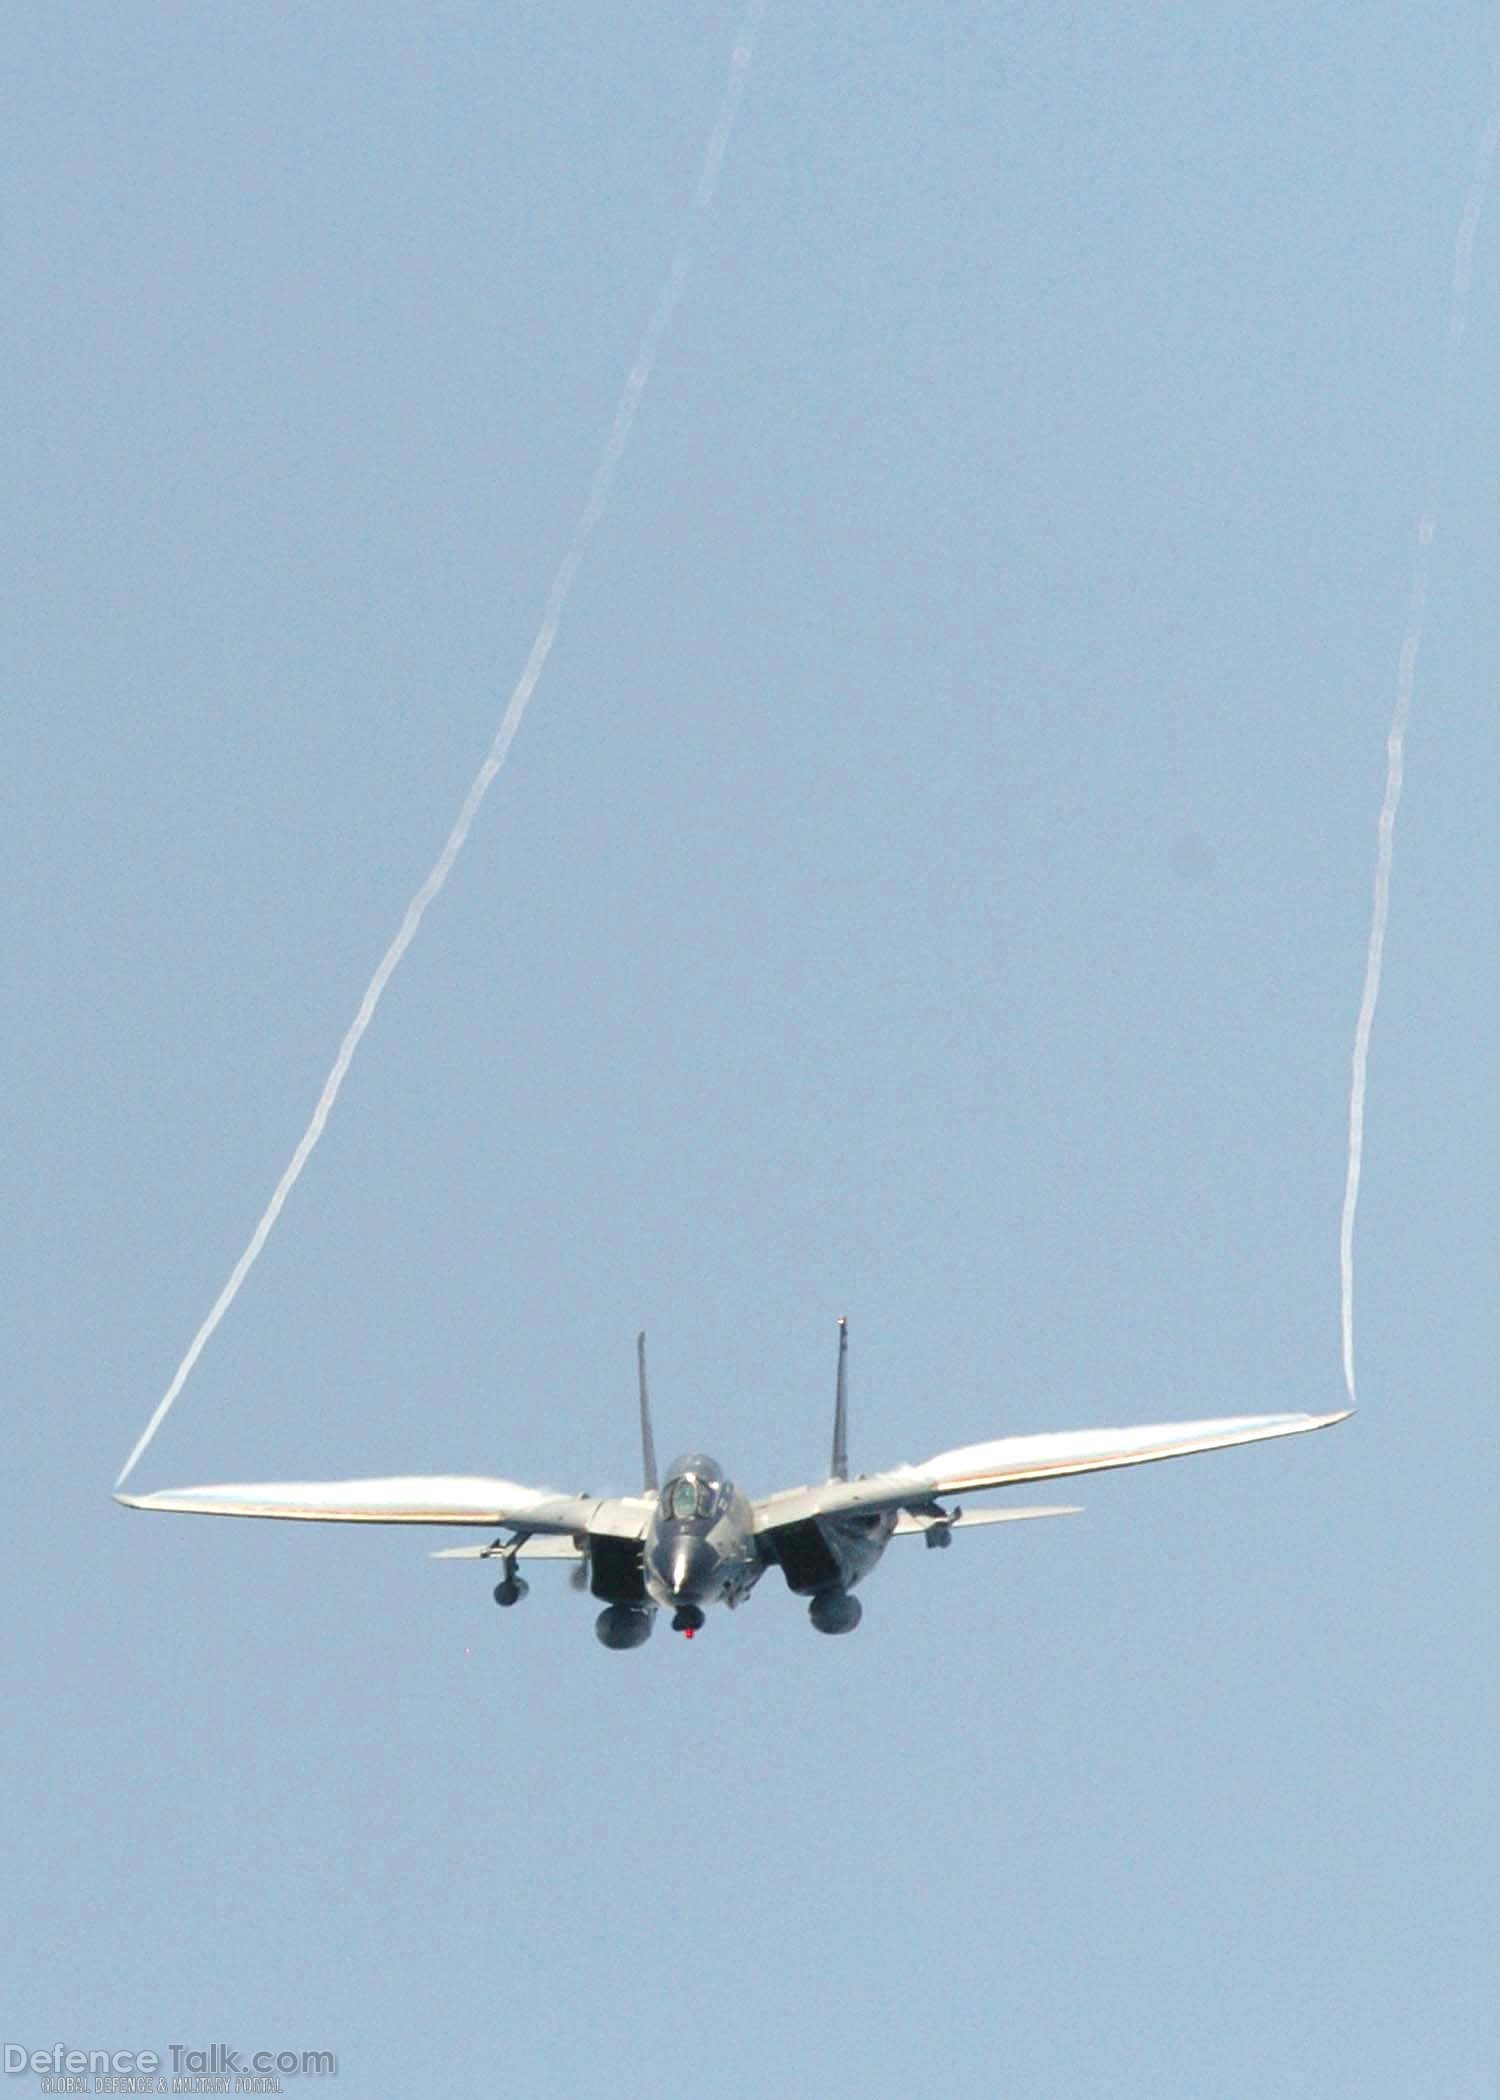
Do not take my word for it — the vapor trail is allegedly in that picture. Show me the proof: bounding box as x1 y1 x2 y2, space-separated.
1339 83 1500 1405
115 4 765 1490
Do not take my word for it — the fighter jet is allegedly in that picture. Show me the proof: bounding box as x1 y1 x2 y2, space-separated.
115 1323 1349 1646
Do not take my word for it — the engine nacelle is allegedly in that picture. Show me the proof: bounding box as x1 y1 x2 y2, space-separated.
808 1589 862 1635
595 1603 654 1650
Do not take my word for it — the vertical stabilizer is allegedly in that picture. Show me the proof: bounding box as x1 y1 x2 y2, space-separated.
637 1332 659 1493
831 1317 850 1481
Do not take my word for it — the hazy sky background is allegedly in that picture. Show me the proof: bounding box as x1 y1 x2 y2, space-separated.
6 4 1498 2093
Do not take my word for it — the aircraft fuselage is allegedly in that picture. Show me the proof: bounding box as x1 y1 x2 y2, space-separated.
640 1454 764 1631
630 1449 895 1639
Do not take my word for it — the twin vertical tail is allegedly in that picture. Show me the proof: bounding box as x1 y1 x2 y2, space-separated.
831 1317 850 1482
637 1332 659 1493
634 1321 847 1490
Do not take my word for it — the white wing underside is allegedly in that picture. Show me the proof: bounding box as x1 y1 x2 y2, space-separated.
754 1409 1350 1532
115 1476 651 1540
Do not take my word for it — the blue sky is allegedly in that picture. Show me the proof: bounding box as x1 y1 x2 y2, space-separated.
6 4 1498 2094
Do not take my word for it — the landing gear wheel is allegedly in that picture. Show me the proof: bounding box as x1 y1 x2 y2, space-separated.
492 1574 530 1607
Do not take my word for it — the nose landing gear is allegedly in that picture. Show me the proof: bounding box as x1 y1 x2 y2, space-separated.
671 1605 706 1638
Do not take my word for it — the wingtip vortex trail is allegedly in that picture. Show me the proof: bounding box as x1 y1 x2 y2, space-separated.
1338 75 1500 1407
113 4 767 1490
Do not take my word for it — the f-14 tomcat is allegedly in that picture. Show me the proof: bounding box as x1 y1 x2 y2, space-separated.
116 1323 1349 1647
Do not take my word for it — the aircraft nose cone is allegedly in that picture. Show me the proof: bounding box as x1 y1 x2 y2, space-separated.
667 1535 719 1601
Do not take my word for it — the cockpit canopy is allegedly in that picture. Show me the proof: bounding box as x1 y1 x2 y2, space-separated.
660 1454 728 1524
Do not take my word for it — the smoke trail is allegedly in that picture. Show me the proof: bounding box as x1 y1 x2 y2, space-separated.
115 5 765 1490
1339 83 1500 1405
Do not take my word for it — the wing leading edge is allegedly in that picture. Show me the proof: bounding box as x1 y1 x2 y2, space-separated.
755 1408 1350 1532
115 1475 651 1538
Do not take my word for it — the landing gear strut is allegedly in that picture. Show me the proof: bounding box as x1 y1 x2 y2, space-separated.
917 1501 961 1548
487 1529 532 1607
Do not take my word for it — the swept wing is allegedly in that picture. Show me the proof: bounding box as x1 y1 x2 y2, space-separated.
755 1408 1350 1533
115 1475 651 1539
